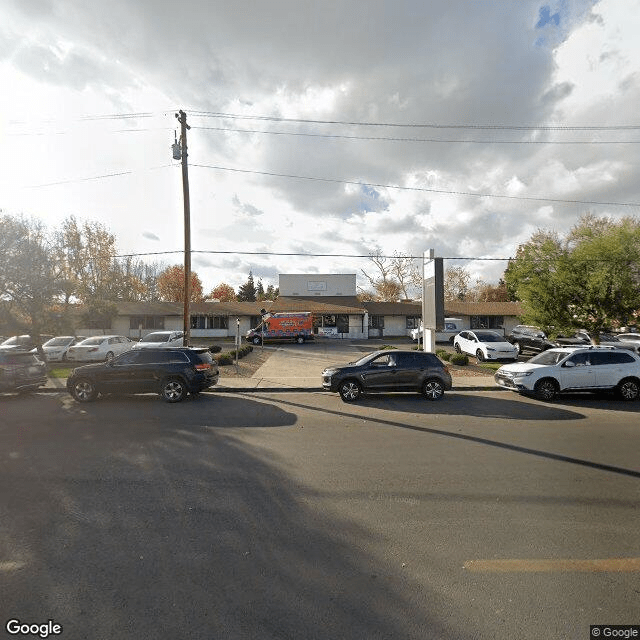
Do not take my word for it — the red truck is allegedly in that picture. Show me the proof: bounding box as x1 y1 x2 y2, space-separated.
246 312 314 345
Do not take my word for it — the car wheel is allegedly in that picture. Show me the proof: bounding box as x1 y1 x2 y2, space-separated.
105 351 115 363
70 378 98 402
296 335 305 344
252 336 262 345
514 341 522 355
422 378 445 400
338 379 361 402
617 378 639 401
160 377 187 403
534 378 558 402
454 343 462 354
476 349 485 363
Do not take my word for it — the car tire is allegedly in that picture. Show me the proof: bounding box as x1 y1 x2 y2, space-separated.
514 341 522 355
70 378 99 402
296 335 305 344
454 343 462 354
252 336 262 346
338 379 361 402
105 351 115 363
616 377 640 401
422 378 445 400
476 349 485 363
160 377 187 403
534 378 558 402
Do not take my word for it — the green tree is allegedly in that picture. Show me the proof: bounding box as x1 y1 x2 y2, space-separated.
0 214 62 344
237 271 257 302
504 215 640 339
256 278 265 301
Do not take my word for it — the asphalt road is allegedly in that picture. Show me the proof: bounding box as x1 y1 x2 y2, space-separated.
1 390 638 640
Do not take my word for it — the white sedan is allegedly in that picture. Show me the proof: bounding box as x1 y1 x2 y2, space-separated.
131 331 184 350
66 335 135 362
454 330 518 362
38 336 84 362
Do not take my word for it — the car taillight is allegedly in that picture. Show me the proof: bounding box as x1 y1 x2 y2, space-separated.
443 365 450 375
194 363 210 371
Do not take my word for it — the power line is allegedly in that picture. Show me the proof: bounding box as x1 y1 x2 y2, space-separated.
189 111 640 131
21 165 174 189
192 125 640 144
190 163 640 208
113 249 639 264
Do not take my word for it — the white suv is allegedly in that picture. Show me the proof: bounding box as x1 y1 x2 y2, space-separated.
495 346 640 402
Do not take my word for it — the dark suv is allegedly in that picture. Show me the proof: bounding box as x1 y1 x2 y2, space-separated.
322 350 452 402
507 325 555 355
67 347 219 403
0 351 48 393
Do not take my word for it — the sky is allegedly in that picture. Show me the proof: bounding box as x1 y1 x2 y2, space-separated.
1 0 639 297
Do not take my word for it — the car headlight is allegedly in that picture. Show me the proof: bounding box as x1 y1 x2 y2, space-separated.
513 372 532 378
486 347 495 352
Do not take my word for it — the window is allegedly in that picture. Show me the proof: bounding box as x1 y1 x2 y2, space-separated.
591 351 635 365
250 316 262 329
130 315 165 330
406 316 421 329
369 315 385 329
470 315 504 330
190 315 229 330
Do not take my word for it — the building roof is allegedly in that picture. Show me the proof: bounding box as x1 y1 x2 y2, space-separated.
444 301 524 316
270 296 366 314
363 301 422 315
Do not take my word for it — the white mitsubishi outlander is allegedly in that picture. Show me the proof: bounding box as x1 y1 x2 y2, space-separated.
494 346 640 402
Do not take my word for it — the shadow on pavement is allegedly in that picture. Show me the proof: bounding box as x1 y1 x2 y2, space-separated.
253 394 640 481
0 395 471 640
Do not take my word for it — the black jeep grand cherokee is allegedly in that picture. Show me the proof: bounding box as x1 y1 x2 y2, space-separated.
67 347 219 403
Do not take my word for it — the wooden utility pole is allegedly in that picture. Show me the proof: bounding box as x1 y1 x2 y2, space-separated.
176 110 191 346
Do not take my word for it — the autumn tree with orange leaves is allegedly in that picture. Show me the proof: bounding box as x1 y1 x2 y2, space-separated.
157 265 204 302
207 283 237 302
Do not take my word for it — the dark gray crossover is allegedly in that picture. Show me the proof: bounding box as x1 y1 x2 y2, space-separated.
67 347 219 403
322 349 452 402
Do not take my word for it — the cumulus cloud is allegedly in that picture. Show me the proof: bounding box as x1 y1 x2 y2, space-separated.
2 0 637 291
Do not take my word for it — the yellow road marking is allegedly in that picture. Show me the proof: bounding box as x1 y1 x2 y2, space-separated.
464 558 640 572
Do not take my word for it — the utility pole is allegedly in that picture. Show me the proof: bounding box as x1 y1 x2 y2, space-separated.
175 110 191 346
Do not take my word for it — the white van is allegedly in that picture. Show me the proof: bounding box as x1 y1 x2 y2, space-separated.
410 318 464 344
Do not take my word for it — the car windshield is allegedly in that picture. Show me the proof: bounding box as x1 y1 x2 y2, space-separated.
79 337 106 346
528 350 568 365
45 337 74 346
2 336 27 345
143 334 172 342
474 332 504 342
354 352 387 367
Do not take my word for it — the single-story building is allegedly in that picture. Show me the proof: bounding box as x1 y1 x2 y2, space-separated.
73 271 524 340
75 298 524 341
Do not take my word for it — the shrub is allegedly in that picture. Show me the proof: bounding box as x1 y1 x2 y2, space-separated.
439 351 451 362
208 345 222 353
216 353 234 366
379 345 398 350
449 353 469 366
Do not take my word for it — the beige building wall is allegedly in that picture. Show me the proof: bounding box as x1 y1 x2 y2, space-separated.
279 274 357 297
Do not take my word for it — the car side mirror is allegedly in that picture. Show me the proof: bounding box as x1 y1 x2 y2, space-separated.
563 361 575 368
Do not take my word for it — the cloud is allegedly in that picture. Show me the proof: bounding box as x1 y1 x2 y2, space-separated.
142 231 160 241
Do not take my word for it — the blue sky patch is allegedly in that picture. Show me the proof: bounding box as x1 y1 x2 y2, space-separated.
536 5 560 28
